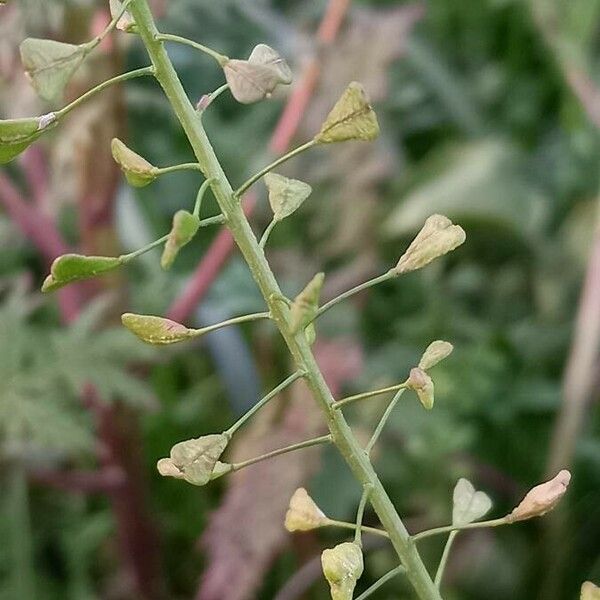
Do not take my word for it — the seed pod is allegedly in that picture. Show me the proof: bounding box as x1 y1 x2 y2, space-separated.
452 478 492 526
109 0 137 32
290 273 325 335
507 470 571 523
42 254 122 292
210 461 233 480
20 38 87 102
407 367 435 410
394 214 465 275
157 434 229 486
314 82 379 144
161 210 201 269
121 313 195 345
418 340 453 371
285 488 328 532
0 114 56 164
224 44 291 104
321 542 364 600
264 172 312 222
111 138 158 187
581 582 600 600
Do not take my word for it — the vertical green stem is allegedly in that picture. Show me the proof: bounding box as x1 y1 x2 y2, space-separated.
434 531 457 588
127 3 442 598
6 464 36 600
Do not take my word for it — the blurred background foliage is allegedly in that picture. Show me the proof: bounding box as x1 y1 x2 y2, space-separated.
0 0 599 599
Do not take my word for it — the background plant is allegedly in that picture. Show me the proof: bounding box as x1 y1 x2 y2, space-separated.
0 1 599 599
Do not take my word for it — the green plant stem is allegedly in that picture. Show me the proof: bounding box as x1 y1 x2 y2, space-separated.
355 485 372 545
87 0 134 50
6 464 36 600
198 214 226 227
230 434 332 472
56 67 154 119
156 33 228 66
412 517 509 542
355 565 406 600
193 178 213 217
333 382 408 411
198 83 230 113
121 233 170 262
434 531 457 589
315 271 396 320
156 163 202 175
129 3 442 597
365 388 406 455
234 140 316 198
188 311 271 341
325 519 390 539
225 370 304 437
259 219 277 250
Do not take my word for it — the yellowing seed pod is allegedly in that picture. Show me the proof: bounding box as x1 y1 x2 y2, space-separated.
111 138 158 187
314 82 379 144
290 273 324 336
121 313 194 345
394 215 465 275
507 470 571 523
157 434 229 486
407 367 435 410
264 172 312 222
321 542 364 600
581 582 600 600
285 488 328 532
418 340 453 371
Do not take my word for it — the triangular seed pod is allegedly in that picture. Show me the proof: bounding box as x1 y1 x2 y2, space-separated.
157 434 229 486
314 82 380 144
418 340 453 371
248 43 292 85
224 43 291 104
42 254 122 292
264 172 312 222
0 114 56 164
581 582 600 600
452 478 492 526
121 313 195 345
507 470 571 523
407 367 435 410
290 273 325 335
20 38 87 102
111 138 158 188
321 542 364 600
394 214 466 275
161 210 201 270
285 488 328 532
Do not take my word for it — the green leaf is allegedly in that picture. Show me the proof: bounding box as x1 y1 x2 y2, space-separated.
121 313 194 345
314 82 379 144
452 478 492 526
393 214 466 275
157 434 229 486
0 114 56 164
42 254 122 292
161 210 200 269
223 44 291 104
264 173 312 222
111 138 158 187
20 38 87 102
290 273 324 335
